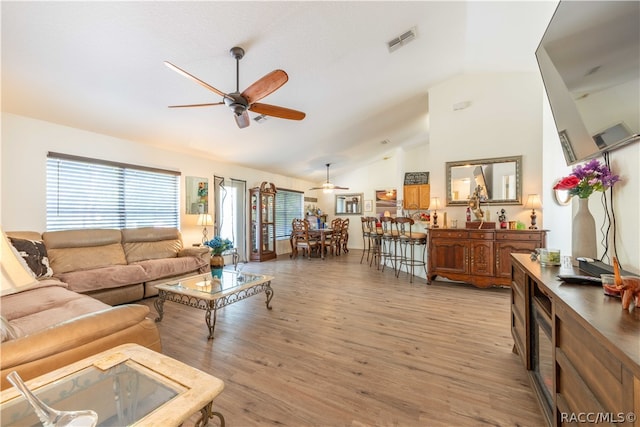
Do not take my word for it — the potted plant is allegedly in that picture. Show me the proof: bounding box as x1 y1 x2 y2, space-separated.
204 236 234 278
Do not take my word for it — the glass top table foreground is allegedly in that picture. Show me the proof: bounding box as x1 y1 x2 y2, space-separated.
154 270 274 340
0 343 225 427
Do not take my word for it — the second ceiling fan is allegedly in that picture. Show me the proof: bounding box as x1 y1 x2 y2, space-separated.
309 163 349 193
165 46 306 129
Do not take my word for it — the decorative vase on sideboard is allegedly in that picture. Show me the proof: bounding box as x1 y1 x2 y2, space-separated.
571 197 597 260
210 255 224 279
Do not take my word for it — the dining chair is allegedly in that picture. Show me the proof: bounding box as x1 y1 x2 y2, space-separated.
322 218 342 256
339 218 350 254
291 218 319 259
394 216 427 283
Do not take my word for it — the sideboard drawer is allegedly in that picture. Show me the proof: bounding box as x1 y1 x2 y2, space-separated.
431 230 468 239
469 231 494 240
496 231 543 242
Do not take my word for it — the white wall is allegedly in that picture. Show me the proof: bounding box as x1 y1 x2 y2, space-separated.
541 90 573 256
1 112 314 257
426 72 544 227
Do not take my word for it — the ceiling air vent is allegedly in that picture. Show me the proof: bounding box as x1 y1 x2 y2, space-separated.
387 27 417 53
254 114 269 124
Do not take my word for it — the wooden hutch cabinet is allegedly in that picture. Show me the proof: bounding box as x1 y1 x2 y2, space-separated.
403 184 431 210
249 182 277 262
428 228 546 287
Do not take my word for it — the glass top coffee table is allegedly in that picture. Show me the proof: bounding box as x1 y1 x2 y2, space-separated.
154 270 274 340
0 343 224 427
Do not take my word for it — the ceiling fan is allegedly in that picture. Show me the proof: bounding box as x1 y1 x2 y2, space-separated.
309 163 349 193
165 46 306 129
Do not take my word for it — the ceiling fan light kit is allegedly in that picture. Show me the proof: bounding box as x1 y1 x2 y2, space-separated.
309 163 349 193
165 46 306 129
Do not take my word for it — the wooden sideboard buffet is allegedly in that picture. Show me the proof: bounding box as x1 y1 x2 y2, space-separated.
428 229 546 288
511 253 640 426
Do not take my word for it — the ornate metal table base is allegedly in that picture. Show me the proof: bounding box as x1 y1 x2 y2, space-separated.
154 281 273 340
195 401 226 427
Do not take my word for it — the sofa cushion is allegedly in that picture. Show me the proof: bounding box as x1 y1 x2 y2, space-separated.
133 257 208 281
0 304 155 377
122 227 183 263
1 316 19 342
8 237 53 278
43 229 127 273
0 282 110 337
54 264 148 294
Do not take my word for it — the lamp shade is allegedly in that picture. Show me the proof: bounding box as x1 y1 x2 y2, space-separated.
525 194 542 210
197 214 213 226
1 228 38 296
431 197 441 210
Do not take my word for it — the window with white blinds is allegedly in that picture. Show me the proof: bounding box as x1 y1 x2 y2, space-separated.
275 189 303 240
46 152 180 231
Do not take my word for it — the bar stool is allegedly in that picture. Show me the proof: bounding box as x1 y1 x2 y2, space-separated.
394 217 428 283
360 217 372 264
367 217 383 269
379 216 398 273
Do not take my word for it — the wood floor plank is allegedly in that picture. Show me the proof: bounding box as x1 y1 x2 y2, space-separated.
140 250 544 426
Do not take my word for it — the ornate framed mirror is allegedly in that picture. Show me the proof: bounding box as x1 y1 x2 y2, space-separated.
335 193 363 215
446 156 522 206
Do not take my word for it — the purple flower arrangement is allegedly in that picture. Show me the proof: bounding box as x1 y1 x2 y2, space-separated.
554 158 620 199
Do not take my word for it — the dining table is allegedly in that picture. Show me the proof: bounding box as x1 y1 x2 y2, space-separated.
289 225 337 260
308 227 334 259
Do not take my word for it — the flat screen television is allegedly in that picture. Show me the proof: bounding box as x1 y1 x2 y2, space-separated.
536 1 639 165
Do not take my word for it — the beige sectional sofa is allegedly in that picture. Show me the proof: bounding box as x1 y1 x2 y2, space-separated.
24 227 209 305
1 227 210 390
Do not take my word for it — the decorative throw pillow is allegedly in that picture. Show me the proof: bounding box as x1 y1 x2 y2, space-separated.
8 237 54 278
1 315 19 342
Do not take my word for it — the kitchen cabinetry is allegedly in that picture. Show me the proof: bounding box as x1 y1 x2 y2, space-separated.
403 184 430 210
428 229 546 287
510 254 640 427
249 182 277 262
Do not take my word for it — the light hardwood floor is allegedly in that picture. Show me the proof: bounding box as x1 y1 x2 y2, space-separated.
140 250 544 427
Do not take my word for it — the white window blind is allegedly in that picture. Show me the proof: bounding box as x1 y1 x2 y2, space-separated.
46 152 180 231
275 189 303 240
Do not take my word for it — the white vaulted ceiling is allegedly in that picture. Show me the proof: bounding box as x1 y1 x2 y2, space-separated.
1 1 557 182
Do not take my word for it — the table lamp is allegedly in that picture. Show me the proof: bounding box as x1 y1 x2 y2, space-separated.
525 194 542 229
197 214 214 244
431 197 441 228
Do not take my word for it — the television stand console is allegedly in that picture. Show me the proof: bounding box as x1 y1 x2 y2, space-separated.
510 253 639 426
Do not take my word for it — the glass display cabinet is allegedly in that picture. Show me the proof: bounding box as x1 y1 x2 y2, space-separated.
250 182 277 262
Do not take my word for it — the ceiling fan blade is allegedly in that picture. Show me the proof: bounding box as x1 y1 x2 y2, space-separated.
234 110 251 129
168 102 224 108
333 186 350 190
250 103 306 120
164 61 228 98
241 70 288 104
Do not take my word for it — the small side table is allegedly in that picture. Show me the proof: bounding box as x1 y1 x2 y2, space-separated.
0 344 225 426
221 248 240 269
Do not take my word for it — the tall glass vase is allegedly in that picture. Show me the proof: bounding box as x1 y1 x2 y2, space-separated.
571 197 597 259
